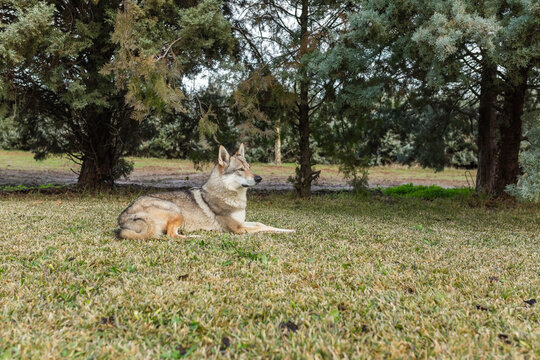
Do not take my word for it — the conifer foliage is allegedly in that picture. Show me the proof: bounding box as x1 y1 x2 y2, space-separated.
331 0 539 197
0 0 234 188
230 0 355 197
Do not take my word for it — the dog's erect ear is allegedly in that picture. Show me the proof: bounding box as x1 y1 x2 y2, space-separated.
218 145 230 166
235 143 245 157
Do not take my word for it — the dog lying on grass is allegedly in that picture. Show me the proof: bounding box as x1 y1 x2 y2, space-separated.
117 144 295 239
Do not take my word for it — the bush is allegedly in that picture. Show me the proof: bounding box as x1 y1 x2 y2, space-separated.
382 183 473 199
371 129 477 169
506 120 540 203
0 116 24 150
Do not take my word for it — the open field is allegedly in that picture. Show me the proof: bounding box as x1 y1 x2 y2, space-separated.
0 191 538 358
0 150 476 189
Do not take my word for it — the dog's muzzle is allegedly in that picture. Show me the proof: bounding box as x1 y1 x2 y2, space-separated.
242 175 262 187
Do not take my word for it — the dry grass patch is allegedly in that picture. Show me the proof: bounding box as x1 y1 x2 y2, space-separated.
0 192 538 358
1 150 475 188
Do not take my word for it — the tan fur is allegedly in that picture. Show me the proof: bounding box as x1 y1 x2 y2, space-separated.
117 144 295 239
166 214 184 238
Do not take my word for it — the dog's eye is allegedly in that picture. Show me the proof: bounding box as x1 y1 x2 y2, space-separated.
238 168 245 172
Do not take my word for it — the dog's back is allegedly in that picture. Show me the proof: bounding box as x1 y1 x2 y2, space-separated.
155 190 223 231
117 189 224 239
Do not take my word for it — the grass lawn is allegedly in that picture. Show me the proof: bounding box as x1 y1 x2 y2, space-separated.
0 191 538 358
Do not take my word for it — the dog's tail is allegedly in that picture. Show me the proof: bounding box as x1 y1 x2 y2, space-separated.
117 213 156 240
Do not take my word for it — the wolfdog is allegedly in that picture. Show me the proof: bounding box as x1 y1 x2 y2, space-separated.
117 144 295 239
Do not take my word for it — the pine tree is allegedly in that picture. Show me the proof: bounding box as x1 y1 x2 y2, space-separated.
231 0 355 197
412 0 539 196
0 0 234 188
325 0 539 197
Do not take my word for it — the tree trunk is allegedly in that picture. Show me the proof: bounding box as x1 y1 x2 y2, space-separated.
294 0 314 197
78 154 115 188
274 123 282 166
77 109 119 189
297 88 312 197
492 67 528 196
476 63 498 194
76 8 120 190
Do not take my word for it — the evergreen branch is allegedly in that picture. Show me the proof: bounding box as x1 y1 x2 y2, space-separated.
231 25 265 65
155 37 182 62
264 2 298 21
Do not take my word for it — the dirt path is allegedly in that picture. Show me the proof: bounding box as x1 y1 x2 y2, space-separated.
0 168 350 191
0 167 472 190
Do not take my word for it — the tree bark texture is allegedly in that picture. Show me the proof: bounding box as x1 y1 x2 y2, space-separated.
275 123 282 166
295 0 314 197
492 67 528 196
77 109 118 188
476 63 498 194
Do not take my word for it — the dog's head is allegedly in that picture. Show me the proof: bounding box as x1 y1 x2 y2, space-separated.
216 144 262 190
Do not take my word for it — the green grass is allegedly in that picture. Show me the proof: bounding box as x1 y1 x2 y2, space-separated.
0 191 538 358
0 184 66 192
382 184 474 199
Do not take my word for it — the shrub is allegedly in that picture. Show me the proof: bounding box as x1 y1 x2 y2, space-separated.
382 183 473 199
506 122 540 202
